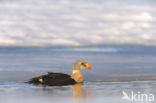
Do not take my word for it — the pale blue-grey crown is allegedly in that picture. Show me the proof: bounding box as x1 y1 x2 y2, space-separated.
72 60 85 70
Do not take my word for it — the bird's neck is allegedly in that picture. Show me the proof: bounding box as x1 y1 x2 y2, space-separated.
72 69 84 83
72 69 81 74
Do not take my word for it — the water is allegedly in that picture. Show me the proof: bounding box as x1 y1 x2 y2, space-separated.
0 81 156 103
0 46 156 82
0 46 156 103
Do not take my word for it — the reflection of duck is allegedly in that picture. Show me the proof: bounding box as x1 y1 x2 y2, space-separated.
29 61 93 86
73 83 84 99
72 83 92 102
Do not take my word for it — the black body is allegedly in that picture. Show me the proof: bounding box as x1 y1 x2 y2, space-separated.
28 72 76 86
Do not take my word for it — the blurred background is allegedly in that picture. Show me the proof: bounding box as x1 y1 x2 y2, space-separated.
0 0 155 47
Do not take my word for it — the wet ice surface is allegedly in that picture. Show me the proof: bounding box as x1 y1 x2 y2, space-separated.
0 47 156 103
0 81 156 103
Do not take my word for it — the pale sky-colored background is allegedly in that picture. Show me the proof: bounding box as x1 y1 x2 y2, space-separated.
0 0 155 47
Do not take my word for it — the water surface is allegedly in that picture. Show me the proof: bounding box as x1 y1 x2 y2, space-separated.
0 46 156 103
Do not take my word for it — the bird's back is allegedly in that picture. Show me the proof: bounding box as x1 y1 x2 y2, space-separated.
29 72 76 86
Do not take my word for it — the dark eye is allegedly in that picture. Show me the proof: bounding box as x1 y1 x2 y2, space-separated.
81 62 86 66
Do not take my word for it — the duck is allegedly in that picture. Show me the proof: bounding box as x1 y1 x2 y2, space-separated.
28 60 93 86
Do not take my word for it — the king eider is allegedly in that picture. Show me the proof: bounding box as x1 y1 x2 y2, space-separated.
28 61 93 86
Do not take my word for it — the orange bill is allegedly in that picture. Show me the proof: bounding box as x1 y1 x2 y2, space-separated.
85 62 93 70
